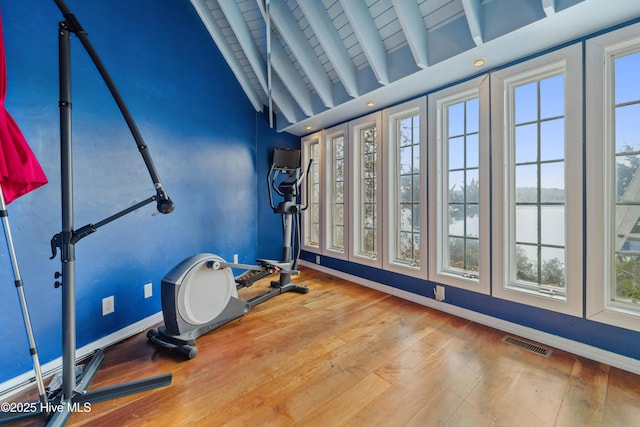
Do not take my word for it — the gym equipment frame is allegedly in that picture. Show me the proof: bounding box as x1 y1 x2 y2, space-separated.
147 148 311 359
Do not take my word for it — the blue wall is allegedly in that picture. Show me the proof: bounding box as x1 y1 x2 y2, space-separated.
0 0 287 384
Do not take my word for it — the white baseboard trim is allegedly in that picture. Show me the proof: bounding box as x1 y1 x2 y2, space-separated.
300 261 640 375
0 312 163 400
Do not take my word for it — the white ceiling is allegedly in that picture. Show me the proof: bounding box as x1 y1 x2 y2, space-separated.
191 0 640 136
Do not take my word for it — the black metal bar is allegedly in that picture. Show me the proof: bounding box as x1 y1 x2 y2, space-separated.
74 374 173 404
57 20 76 403
52 0 173 215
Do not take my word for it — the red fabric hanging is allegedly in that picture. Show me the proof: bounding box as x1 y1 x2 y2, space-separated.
0 12 47 205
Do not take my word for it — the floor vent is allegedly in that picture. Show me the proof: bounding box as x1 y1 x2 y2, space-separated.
502 335 552 357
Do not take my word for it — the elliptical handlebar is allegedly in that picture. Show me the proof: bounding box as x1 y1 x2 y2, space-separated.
266 150 312 211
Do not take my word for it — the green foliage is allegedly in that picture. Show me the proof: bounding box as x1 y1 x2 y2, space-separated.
615 255 640 301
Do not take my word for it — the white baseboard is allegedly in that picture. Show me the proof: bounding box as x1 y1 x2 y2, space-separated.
300 261 640 375
0 312 163 400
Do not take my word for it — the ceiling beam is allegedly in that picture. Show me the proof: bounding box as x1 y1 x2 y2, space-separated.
218 0 268 93
542 0 556 16
392 0 429 68
190 0 263 111
270 39 314 116
297 0 359 98
461 0 484 46
270 74 298 124
339 0 389 85
269 0 335 108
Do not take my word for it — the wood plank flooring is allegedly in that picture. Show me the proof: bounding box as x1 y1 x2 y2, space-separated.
5 267 640 426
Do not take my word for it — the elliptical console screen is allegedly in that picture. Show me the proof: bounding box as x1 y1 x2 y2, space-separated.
272 147 300 171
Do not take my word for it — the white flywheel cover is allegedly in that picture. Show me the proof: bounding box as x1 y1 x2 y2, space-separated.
177 255 235 326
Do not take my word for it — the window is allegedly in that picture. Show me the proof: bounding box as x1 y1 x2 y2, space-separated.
301 132 322 251
383 98 427 277
491 44 583 315
350 112 382 267
429 78 490 293
323 124 349 259
587 23 640 331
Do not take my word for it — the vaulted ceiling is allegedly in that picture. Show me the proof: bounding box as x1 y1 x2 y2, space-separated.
190 0 640 136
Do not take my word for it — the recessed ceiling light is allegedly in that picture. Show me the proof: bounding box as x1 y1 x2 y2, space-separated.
472 58 485 67
305 125 313 130
367 101 375 107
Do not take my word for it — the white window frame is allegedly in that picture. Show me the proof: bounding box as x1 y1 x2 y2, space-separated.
301 131 323 253
323 123 349 260
349 112 383 268
586 23 640 331
382 97 427 277
428 77 490 294
491 44 583 316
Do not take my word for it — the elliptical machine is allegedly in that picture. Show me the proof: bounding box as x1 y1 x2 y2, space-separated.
147 148 310 358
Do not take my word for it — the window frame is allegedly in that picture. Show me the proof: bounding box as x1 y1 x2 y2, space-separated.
349 112 383 268
491 44 583 316
382 97 427 277
586 22 640 331
428 77 490 294
301 131 323 253
322 123 350 260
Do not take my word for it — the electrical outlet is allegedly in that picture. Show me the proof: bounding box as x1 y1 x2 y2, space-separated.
144 282 153 299
102 296 114 316
315 255 320 264
435 285 445 302
233 253 239 264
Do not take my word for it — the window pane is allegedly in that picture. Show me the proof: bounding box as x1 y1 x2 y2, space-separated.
540 162 565 203
510 73 567 292
466 204 479 237
615 52 640 105
515 164 538 202
541 205 565 246
400 204 412 231
448 170 465 202
541 247 565 287
394 113 420 266
448 236 465 269
400 146 413 174
466 238 479 272
540 74 564 119
466 98 479 133
515 123 538 163
515 82 537 124
442 96 481 277
615 104 640 153
448 103 464 136
516 244 538 283
466 169 479 203
516 205 538 244
466 134 479 168
540 118 564 161
615 253 640 303
449 136 465 170
616 154 640 201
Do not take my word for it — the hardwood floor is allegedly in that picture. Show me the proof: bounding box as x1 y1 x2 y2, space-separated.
5 267 640 426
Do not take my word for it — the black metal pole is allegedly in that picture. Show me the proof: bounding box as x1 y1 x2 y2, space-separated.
58 20 76 402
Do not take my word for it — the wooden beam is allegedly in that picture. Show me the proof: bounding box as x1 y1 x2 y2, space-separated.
270 0 335 108
298 0 359 97
392 0 429 68
190 0 263 112
461 0 484 46
339 0 389 85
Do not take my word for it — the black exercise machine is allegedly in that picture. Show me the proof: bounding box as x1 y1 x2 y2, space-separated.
147 147 311 359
